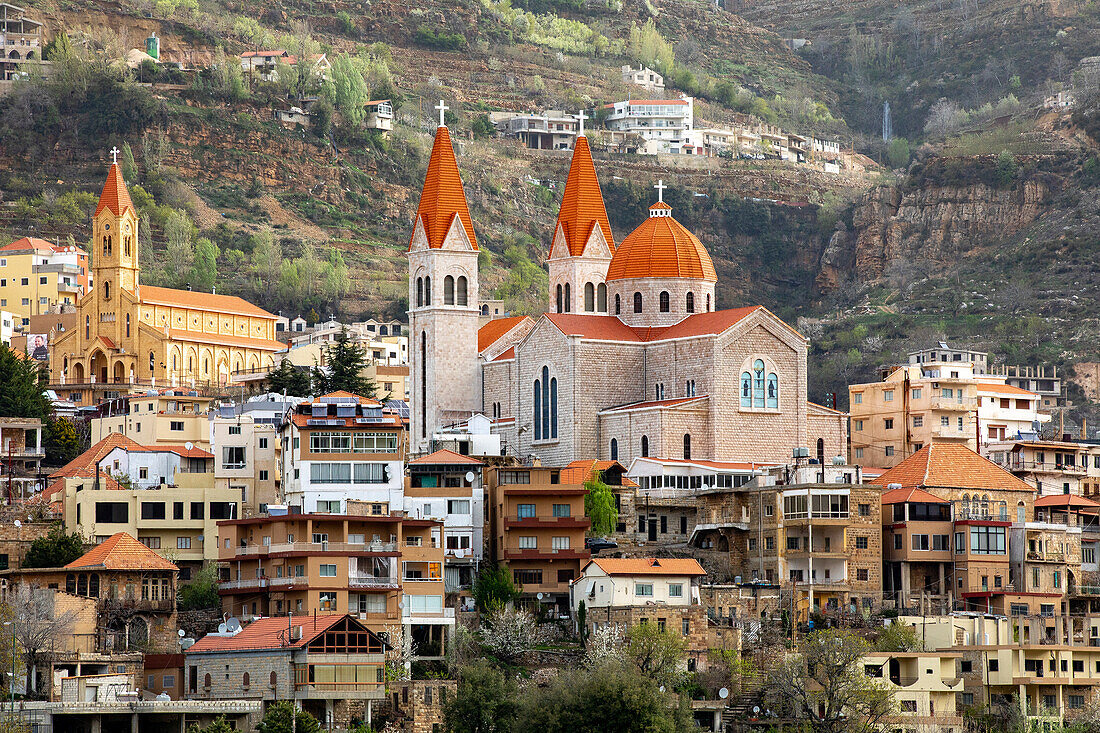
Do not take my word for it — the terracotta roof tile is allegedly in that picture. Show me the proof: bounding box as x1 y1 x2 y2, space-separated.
543 308 765 343
66 532 178 571
477 316 531 353
186 614 355 654
409 126 478 251
872 444 1033 493
1 237 79 254
492 347 515 361
544 313 645 341
975 382 1039 397
1034 494 1100 509
94 163 134 217
554 136 614 257
586 557 706 577
881 487 950 505
408 449 484 465
311 391 381 406
606 205 716 282
140 285 276 319
50 434 211 479
560 459 624 484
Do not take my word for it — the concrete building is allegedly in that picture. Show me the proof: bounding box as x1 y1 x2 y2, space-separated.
987 439 1100 497
0 415 43 500
0 237 88 325
570 556 705 616
602 97 694 155
861 650 964 730
907 341 988 373
211 410 280 515
621 64 664 92
0 4 42 81
364 99 393 133
496 111 578 150
91 389 214 450
990 364 1066 412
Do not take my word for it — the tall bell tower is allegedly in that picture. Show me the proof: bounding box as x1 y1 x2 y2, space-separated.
92 149 141 300
408 101 481 453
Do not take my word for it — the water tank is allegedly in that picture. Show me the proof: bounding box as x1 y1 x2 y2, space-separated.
267 504 288 516
146 32 160 60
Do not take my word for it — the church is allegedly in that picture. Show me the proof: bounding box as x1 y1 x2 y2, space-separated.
408 107 846 466
50 155 283 405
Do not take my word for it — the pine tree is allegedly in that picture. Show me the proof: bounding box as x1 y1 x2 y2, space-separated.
0 343 49 419
120 142 139 183
315 328 375 398
189 238 220 292
265 359 311 397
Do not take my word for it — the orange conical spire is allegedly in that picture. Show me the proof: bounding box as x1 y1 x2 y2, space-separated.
408 126 478 251
554 135 614 257
94 161 133 217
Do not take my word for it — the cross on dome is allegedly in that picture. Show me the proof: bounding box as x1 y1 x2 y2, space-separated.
654 179 666 202
576 109 587 137
435 99 449 128
110 146 121 165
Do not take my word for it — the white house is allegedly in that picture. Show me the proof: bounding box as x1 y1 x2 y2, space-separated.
621 65 664 92
602 97 694 155
364 100 394 133
570 557 706 617
431 414 501 457
975 381 1049 446
496 111 578 150
99 442 214 491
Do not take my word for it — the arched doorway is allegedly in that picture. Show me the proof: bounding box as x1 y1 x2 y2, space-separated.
113 361 126 384
217 358 230 386
72 362 85 383
90 350 108 383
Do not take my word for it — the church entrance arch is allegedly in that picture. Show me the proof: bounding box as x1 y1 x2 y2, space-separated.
113 360 126 384
90 350 108 383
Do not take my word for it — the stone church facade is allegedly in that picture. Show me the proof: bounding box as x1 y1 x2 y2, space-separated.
408 120 846 464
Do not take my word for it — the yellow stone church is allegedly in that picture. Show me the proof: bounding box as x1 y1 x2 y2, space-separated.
50 157 283 405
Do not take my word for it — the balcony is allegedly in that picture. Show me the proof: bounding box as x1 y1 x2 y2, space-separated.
1027 551 1066 563
348 574 400 589
219 575 309 591
503 516 590 530
502 548 590 561
232 541 397 557
102 597 175 613
930 426 972 440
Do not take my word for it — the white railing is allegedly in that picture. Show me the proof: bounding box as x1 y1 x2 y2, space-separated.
234 541 396 557
349 574 399 588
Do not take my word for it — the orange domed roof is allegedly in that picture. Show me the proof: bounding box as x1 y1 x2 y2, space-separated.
606 204 716 282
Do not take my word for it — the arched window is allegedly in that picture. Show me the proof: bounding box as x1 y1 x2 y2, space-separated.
457 276 468 306
149 352 155 371
641 435 649 458
243 672 250 687
534 378 542 441
766 373 779 409
753 360 765 409
740 372 752 408
416 277 423 307
102 236 109 256
77 574 87 596
66 574 75 594
615 294 621 315
556 284 563 313
270 672 277 687
124 236 131 257
686 292 695 313
420 332 427 439
706 294 711 312
597 283 607 312
89 573 99 597
564 284 571 313
584 282 595 312
534 366 558 441
103 281 111 300
633 292 642 313
424 276 431 304
444 275 455 305
85 316 90 339
610 438 618 461
659 291 670 312
125 314 130 337
204 674 211 689
203 357 209 375
683 434 691 460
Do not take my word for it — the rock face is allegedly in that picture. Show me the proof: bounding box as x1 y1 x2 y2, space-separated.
817 169 1057 291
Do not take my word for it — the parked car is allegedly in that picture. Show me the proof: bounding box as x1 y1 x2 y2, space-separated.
585 537 618 553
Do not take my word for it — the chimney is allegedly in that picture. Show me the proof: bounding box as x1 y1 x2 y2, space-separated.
212 285 216 295
186 283 192 291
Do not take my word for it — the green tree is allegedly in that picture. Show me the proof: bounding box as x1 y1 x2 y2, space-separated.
187 716 234 733
188 237 220 293
314 328 374 397
266 359 312 397
311 96 334 138
0 344 48 419
874 621 924 652
584 469 618 536
471 564 520 612
512 662 692 733
443 662 519 733
886 137 910 169
472 114 494 139
164 210 195 287
249 232 282 291
177 563 220 611
23 526 84 568
257 701 321 733
120 142 139 183
995 149 1018 188
625 622 687 688
42 31 74 62
329 54 369 125
43 418 83 467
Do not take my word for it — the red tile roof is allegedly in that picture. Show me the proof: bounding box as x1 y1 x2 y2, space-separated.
408 449 484 466
586 557 706 577
311 391 381 406
544 313 646 342
543 308 768 344
140 285 276 319
186 614 363 654
409 126 478 251
0 237 77 254
607 205 716 282
50 434 211 479
881 487 950 505
493 347 516 361
1034 494 1100 509
66 532 178 571
975 382 1038 397
554 136 614 257
94 163 134 216
872 444 1033 493
162 327 284 352
561 459 624 484
477 316 530 353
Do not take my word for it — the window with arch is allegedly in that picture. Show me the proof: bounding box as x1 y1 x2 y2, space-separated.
77 574 87 595
444 275 455 305
125 313 130 337
556 284 563 313
270 671 277 687
564 283 571 313
584 282 594 312
654 383 665 401
457 276 468 306
124 236 131 258
752 360 765 408
740 370 752 408
481 304 489 315
204 674 211 689
641 435 649 458
686 292 695 313
85 315 90 339
659 291 670 312
597 283 607 312
633 292 642 313
66 574 75 594
424 276 431 304
766 372 779 409
103 281 111 300
149 352 155 371
610 438 618 461
534 366 558 440
171 353 177 370
89 573 99 597
243 672 250 687
203 357 209 375
416 277 423 307
683 434 691 460
706 294 711 312
615 294 621 315
102 236 109 256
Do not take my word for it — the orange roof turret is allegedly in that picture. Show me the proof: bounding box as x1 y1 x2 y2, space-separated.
409 126 478 251
94 162 134 217
606 200 716 282
554 136 614 257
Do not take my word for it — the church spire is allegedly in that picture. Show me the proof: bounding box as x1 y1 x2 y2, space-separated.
95 158 133 217
553 128 614 257
408 110 478 251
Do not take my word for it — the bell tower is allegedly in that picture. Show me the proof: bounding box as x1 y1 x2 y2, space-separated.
408 101 481 453
92 149 140 300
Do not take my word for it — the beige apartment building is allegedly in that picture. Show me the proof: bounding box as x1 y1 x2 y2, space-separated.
211 412 279 515
988 439 1100 497
861 650 964 730
92 390 214 451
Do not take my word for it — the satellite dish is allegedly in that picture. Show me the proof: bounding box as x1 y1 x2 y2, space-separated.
178 629 186 637
185 442 193 451
13 521 20 528
455 549 465 558
536 592 543 600
217 623 227 633
753 705 760 714
226 617 241 632
719 688 729 699
465 471 475 483
659 686 665 693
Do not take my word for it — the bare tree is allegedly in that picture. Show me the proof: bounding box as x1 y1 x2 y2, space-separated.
583 623 625 668
767 629 896 733
995 277 1035 315
9 588 77 698
479 607 546 666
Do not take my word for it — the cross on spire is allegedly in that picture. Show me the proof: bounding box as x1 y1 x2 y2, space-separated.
576 109 587 137
110 146 121 165
654 179 666 203
435 99 448 128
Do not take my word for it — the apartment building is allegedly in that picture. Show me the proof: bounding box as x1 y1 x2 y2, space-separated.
862 650 964 730
881 486 955 614
91 390 214 450
621 64 664 91
185 614 387 728
691 462 880 618
988 439 1100 497
0 237 88 323
907 341 988 373
211 411 279 515
281 392 406 514
990 363 1066 411
0 416 43 500
216 512 452 658
405 449 485 593
602 97 694 155
0 3 42 80
495 110 578 150
485 465 592 615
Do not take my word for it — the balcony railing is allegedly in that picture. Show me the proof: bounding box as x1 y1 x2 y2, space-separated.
233 541 397 557
1027 552 1066 563
349 574 400 588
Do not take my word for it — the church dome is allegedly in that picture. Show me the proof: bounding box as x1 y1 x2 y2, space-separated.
606 203 716 282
